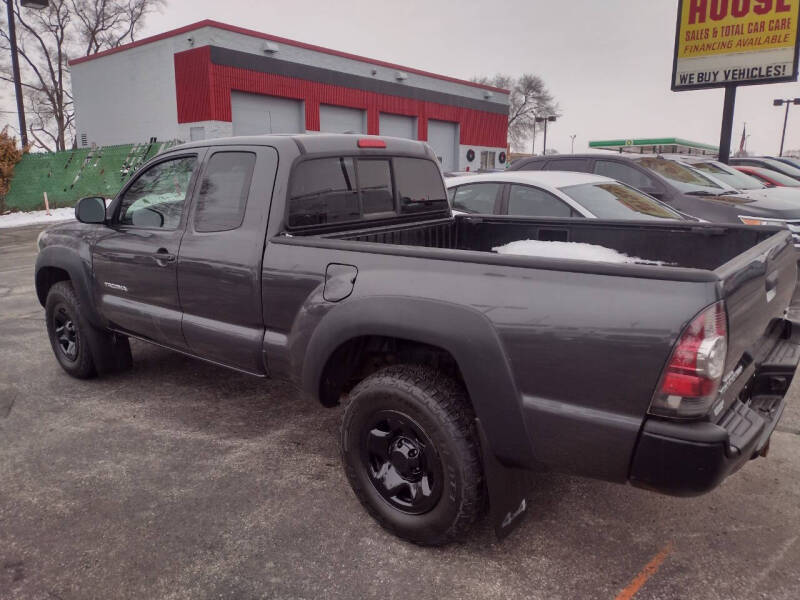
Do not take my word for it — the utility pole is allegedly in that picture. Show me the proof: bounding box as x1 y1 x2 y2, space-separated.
570 134 577 154
5 0 51 148
536 115 557 155
718 85 737 164
774 98 800 157
6 0 27 147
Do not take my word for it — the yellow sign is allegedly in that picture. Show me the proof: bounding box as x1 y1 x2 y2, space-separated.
672 0 800 90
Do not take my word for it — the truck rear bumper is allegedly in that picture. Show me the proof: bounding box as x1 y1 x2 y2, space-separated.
629 325 800 497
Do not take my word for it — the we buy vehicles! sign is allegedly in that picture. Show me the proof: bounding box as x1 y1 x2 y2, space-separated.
672 0 800 90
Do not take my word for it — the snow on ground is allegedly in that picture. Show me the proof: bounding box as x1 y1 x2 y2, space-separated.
493 239 664 265
0 207 75 229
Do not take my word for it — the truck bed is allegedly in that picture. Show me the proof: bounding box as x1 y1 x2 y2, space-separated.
322 215 781 273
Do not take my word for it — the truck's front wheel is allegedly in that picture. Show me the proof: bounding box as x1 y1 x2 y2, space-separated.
45 281 97 379
340 365 484 545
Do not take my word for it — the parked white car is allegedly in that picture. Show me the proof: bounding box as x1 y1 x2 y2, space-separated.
445 171 687 220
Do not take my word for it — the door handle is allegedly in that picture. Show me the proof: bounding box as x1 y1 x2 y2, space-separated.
153 248 176 265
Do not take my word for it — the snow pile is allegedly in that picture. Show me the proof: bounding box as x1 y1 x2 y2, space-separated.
493 239 664 265
0 207 75 229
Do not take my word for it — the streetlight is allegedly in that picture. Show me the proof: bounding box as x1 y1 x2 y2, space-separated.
570 134 577 154
6 0 50 148
773 98 800 157
535 115 557 155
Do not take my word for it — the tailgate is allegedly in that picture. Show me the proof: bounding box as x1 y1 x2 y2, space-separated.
716 230 797 400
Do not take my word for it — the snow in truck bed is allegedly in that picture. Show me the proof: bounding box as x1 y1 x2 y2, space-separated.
493 240 664 265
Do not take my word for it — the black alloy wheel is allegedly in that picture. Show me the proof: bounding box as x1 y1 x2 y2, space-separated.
53 306 79 362
341 365 484 545
361 410 443 515
45 281 97 379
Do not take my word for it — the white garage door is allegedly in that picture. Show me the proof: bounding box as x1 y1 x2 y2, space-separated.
427 120 459 171
231 92 304 136
379 113 416 139
319 105 366 134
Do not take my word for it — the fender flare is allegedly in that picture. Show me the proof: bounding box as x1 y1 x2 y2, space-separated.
300 296 535 466
35 246 105 329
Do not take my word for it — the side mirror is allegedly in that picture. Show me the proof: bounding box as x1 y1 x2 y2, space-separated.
75 196 107 224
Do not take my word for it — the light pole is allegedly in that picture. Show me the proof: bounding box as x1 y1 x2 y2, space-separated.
774 98 800 157
570 134 577 154
5 0 50 148
535 115 557 155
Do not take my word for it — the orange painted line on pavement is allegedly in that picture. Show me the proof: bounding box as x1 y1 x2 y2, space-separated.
615 542 674 600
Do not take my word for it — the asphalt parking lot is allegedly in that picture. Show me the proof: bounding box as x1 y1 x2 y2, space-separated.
2 224 800 600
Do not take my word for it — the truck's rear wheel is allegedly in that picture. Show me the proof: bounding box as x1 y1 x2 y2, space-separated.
45 281 97 379
340 365 484 545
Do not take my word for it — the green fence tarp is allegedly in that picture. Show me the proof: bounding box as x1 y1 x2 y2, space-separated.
3 141 180 212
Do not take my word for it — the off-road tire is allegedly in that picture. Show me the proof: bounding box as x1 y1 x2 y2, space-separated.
340 365 484 545
45 281 97 379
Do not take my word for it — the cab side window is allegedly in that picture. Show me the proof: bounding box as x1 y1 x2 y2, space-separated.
193 152 257 232
117 156 198 229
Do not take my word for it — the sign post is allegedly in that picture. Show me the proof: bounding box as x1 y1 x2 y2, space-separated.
671 0 800 162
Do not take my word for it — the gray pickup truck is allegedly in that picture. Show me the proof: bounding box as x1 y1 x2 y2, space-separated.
35 134 800 545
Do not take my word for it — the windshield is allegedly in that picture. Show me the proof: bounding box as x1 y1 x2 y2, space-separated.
635 157 726 194
560 182 683 220
690 161 765 190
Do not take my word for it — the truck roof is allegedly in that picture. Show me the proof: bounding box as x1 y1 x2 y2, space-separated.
167 133 433 158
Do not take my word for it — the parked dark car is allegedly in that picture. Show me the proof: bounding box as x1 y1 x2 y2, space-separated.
767 156 800 170
509 154 800 240
35 135 800 545
735 165 800 188
729 157 800 182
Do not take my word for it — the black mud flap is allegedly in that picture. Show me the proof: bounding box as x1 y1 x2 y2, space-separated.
86 326 132 375
476 419 532 541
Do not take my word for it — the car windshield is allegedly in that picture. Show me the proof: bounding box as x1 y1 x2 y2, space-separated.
560 182 683 220
634 157 726 193
690 161 765 190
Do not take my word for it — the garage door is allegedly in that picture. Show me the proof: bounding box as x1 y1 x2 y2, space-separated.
379 113 416 139
231 92 304 136
319 105 366 134
427 120 459 171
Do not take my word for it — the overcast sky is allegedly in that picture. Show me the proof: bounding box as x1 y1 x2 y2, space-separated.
3 0 799 155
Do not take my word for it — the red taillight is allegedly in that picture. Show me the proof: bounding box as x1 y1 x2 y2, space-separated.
358 138 386 148
649 301 728 419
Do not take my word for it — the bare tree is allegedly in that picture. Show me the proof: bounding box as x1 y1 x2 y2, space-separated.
0 0 163 151
473 73 559 152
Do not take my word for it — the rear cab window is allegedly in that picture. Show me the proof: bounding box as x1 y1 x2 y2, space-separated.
288 155 447 229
